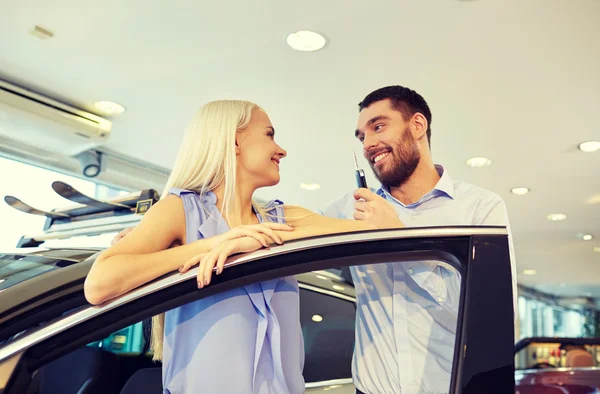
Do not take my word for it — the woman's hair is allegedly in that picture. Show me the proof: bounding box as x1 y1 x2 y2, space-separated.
150 99 270 361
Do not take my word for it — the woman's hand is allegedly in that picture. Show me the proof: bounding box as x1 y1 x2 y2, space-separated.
180 236 266 288
208 222 293 249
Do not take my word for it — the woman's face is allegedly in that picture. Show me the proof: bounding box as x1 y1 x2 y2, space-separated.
236 109 287 188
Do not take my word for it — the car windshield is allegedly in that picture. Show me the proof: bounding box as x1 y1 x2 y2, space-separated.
0 249 98 291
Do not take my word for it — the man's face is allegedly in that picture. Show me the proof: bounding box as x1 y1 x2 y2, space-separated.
355 99 421 187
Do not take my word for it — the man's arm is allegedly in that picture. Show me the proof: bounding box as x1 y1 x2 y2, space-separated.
282 205 381 241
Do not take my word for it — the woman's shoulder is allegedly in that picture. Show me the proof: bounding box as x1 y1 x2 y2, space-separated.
168 187 197 197
167 188 217 205
139 195 185 231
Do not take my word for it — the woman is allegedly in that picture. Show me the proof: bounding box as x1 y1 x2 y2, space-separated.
84 100 391 394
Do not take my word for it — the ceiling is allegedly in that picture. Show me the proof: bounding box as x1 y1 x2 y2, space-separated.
0 0 598 297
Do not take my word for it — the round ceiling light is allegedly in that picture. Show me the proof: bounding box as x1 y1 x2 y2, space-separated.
94 101 126 115
579 141 600 153
286 31 327 52
547 213 567 221
466 157 492 168
300 183 321 191
312 314 323 322
583 234 593 241
511 187 530 195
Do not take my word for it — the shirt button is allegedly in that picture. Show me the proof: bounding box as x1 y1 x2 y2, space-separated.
408 268 414 274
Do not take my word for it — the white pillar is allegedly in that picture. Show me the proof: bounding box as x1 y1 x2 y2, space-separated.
543 307 555 337
564 311 583 337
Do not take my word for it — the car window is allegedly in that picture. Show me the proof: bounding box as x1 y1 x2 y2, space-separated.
87 321 147 354
0 254 63 290
300 287 356 383
81 282 358 383
0 251 96 291
80 282 357 383
27 319 158 394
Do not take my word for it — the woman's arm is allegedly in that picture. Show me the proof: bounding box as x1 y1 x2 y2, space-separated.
85 196 293 305
281 205 397 241
85 196 203 304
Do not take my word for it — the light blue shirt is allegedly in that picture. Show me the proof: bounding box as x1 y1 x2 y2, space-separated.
162 189 305 394
320 165 516 394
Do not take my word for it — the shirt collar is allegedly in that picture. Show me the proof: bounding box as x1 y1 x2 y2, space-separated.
433 164 455 199
377 164 455 202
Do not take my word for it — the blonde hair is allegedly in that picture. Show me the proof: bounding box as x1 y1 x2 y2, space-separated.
150 100 271 361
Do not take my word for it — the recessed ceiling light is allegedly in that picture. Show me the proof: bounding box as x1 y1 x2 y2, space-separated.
332 285 345 291
547 213 567 221
511 187 530 195
579 141 600 153
311 314 323 322
94 101 126 115
583 234 593 241
300 183 321 191
466 157 492 168
523 269 537 275
286 31 327 52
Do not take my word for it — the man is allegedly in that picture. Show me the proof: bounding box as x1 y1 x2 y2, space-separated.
319 85 516 394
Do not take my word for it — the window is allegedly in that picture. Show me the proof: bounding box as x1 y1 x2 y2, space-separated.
0 156 128 250
0 250 96 292
516 294 588 341
0 253 65 291
21 261 462 393
87 321 147 355
30 319 157 394
299 287 356 383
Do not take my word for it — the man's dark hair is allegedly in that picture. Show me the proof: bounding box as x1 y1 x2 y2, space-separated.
358 85 432 148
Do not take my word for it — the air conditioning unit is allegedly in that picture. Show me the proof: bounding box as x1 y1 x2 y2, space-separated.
0 79 111 156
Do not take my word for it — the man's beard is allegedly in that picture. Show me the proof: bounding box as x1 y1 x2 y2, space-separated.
369 127 421 188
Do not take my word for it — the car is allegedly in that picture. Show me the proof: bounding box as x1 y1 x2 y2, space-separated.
0 190 515 394
514 337 600 393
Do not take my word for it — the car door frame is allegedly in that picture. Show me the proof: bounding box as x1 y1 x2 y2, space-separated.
0 226 514 394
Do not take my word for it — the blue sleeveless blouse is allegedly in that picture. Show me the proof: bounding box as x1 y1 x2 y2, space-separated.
162 189 305 394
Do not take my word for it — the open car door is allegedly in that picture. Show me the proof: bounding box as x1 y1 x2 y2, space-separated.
0 226 514 394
